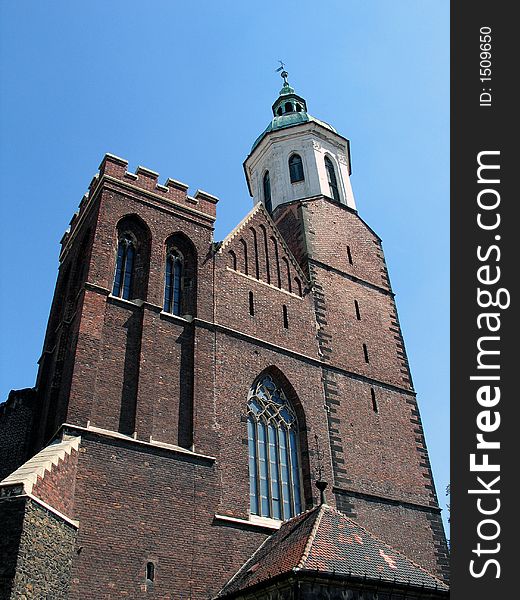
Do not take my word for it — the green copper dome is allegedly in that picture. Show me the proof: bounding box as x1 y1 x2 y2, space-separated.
250 71 337 152
251 113 337 152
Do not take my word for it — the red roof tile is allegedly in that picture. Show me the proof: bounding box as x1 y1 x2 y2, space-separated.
217 505 448 597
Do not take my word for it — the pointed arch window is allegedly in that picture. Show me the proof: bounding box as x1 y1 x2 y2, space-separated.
325 156 340 202
263 171 272 214
112 233 135 299
289 154 304 183
164 249 183 315
247 375 302 520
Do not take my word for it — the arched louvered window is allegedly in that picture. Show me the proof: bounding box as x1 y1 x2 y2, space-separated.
112 233 135 299
247 375 302 520
263 171 272 213
164 249 183 315
325 156 340 202
289 154 304 183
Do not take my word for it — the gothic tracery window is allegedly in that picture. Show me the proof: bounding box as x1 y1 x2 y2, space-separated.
163 233 197 318
112 233 135 300
164 248 183 315
112 215 151 302
247 375 302 520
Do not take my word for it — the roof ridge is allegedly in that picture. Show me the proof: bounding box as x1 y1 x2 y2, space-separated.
326 505 448 587
218 505 322 597
296 504 326 569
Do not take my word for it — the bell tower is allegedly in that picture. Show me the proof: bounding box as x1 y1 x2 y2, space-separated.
243 70 356 213
243 72 450 582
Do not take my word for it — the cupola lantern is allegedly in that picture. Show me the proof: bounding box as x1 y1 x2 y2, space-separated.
244 70 357 214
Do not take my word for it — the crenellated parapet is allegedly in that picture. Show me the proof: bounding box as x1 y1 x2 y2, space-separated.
60 153 219 254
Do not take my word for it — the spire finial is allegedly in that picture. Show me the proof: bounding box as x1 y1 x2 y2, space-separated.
276 60 289 86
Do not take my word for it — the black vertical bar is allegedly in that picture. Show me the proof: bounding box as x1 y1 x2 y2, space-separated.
451 3 515 598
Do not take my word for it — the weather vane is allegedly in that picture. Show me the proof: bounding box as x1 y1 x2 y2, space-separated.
275 60 289 85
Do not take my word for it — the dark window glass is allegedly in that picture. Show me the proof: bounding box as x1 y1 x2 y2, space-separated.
249 291 254 316
263 171 272 213
285 102 293 113
371 388 379 413
347 245 353 265
289 154 304 183
112 234 135 299
354 299 361 320
247 375 302 520
164 250 183 315
283 305 289 329
325 156 340 202
363 343 370 364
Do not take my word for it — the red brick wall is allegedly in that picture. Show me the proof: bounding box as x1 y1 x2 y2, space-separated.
275 196 448 581
211 334 334 519
70 433 268 600
13 157 448 595
0 389 37 480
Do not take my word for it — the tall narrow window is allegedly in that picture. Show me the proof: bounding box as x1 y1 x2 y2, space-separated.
146 562 155 583
112 234 135 300
249 291 255 316
354 299 361 320
363 343 370 364
289 154 304 183
163 233 197 317
325 156 340 202
282 305 289 329
371 388 379 414
263 172 272 214
164 249 183 315
347 245 353 265
247 375 302 520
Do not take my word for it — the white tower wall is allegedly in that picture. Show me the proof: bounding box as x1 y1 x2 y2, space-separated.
245 122 356 213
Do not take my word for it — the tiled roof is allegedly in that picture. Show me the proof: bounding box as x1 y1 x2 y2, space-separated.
217 504 448 597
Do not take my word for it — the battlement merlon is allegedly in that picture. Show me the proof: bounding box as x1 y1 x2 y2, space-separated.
60 153 220 252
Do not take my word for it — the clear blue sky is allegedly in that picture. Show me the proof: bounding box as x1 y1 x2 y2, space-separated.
0 1 449 530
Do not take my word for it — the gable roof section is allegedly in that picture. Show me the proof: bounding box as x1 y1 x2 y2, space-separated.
217 504 448 597
218 202 309 288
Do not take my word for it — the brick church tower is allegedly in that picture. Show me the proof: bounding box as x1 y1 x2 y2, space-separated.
0 72 449 599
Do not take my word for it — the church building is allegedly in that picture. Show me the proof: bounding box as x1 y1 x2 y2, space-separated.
0 71 449 599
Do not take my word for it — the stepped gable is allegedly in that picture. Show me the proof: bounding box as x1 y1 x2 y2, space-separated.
0 435 80 520
219 202 309 293
217 503 449 598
